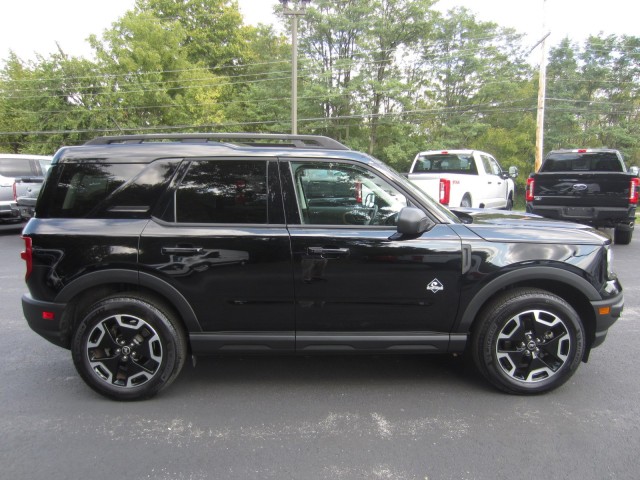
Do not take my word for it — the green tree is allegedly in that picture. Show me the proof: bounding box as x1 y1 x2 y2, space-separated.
136 0 250 70
90 10 229 132
0 51 108 153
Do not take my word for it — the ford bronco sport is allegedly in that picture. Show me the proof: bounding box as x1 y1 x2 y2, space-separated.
21 134 624 400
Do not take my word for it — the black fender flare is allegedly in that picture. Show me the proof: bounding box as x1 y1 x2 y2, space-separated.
55 269 201 332
455 266 600 333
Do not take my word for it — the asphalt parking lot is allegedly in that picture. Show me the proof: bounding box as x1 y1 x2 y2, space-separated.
1 224 638 480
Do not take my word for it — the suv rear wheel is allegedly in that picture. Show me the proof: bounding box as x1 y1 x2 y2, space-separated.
471 288 585 394
71 294 187 400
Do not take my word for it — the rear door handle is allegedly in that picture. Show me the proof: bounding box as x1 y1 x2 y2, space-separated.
161 247 204 255
308 247 350 257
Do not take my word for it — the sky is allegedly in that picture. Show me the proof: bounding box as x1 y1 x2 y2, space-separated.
0 0 637 63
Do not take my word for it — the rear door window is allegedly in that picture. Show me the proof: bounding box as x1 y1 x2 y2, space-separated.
163 159 271 224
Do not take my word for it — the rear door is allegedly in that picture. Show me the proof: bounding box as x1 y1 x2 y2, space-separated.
139 157 295 352
280 158 463 353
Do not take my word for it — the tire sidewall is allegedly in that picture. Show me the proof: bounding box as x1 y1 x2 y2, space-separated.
72 296 181 401
479 292 585 394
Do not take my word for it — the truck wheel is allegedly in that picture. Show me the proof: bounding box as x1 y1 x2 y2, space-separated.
460 195 472 208
71 294 187 401
471 288 585 394
505 194 514 211
614 227 633 245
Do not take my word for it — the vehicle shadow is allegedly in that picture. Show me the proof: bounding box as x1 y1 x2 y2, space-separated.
175 353 491 394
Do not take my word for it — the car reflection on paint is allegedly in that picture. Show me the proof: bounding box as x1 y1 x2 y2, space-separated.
153 248 249 277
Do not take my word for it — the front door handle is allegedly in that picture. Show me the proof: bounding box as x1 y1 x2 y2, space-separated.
307 247 350 257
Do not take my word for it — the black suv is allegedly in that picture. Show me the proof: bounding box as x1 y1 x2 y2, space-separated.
21 134 624 400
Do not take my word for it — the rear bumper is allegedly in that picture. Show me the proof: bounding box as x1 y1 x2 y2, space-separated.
0 201 21 220
526 203 635 228
22 294 69 349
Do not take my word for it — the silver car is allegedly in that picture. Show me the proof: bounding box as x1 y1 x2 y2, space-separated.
0 154 52 222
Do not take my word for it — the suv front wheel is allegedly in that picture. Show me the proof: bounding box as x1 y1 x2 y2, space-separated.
471 288 585 394
71 294 187 400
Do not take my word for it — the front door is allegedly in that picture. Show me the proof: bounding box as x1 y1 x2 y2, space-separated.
281 159 463 353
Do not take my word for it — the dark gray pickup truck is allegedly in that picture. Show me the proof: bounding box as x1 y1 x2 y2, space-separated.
526 149 639 244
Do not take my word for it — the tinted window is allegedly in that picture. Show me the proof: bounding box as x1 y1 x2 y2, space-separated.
544 152 623 172
415 154 477 175
41 160 179 218
0 158 37 177
290 161 408 226
173 160 268 224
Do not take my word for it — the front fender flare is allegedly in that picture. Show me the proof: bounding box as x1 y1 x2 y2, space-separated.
455 266 600 334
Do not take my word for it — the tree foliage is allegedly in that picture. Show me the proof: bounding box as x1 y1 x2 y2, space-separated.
1 0 639 187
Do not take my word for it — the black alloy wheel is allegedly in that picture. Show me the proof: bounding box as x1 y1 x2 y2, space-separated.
72 294 187 400
472 288 585 394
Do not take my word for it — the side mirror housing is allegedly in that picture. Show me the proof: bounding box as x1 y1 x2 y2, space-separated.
508 166 519 178
394 207 435 237
629 166 639 176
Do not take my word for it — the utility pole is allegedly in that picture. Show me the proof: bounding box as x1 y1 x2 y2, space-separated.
534 0 548 172
279 0 311 135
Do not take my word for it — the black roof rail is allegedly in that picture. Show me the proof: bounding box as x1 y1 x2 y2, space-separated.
84 133 350 150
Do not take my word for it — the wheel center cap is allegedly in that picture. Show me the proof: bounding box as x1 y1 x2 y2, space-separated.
121 346 131 355
527 341 537 351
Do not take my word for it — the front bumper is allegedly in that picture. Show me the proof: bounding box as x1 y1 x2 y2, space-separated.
590 288 624 349
22 294 69 349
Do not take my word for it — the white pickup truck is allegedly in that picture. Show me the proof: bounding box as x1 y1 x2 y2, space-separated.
407 149 518 209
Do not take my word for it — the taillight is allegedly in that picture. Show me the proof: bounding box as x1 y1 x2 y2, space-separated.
12 181 17 201
21 236 33 281
439 178 450 205
630 178 639 204
355 181 362 203
526 178 535 202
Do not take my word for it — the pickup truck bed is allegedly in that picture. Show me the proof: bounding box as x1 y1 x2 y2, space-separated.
407 150 517 209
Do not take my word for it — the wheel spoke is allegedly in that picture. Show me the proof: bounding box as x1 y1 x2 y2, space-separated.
496 308 572 384
85 313 163 390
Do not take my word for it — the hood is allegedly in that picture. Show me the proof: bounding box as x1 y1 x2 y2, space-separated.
449 207 610 244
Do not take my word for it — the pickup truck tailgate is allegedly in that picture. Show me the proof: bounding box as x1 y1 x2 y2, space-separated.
532 172 633 208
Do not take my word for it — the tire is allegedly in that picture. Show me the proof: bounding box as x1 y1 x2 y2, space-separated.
505 194 514 211
460 195 472 208
471 288 585 394
71 294 187 401
614 226 633 245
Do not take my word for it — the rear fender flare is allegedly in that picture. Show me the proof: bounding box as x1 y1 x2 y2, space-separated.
55 269 201 332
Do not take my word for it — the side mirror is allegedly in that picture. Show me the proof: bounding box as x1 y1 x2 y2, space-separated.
508 166 519 178
629 166 639 176
394 207 435 237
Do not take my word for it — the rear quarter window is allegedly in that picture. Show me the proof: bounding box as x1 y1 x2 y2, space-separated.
38 160 180 218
